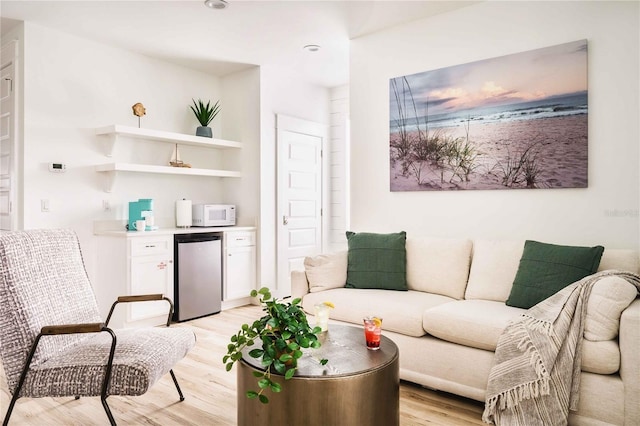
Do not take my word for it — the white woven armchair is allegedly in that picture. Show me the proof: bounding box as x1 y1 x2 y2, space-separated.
0 229 196 425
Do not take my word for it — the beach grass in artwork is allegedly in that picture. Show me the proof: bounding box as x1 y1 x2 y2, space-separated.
389 40 588 191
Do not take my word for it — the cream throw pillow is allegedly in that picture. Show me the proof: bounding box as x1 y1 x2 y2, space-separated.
584 275 638 341
304 251 348 293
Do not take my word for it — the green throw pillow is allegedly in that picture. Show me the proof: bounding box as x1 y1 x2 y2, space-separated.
345 231 407 291
506 240 605 309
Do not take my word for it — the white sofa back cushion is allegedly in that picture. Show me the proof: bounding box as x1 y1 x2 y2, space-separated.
304 251 348 293
597 249 639 273
465 241 640 303
406 237 472 300
465 240 524 302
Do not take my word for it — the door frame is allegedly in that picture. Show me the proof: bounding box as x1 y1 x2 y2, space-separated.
0 39 20 231
276 114 329 297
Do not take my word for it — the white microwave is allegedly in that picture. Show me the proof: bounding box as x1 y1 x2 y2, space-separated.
192 204 236 227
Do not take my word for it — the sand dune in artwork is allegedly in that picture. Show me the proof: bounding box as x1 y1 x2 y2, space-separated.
390 114 587 191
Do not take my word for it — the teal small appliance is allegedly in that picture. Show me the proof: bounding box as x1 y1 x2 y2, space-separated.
128 198 155 231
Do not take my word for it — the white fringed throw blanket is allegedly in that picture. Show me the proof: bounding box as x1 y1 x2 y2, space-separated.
483 270 640 426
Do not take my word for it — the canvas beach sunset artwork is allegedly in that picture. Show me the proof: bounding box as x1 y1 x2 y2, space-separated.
389 39 588 191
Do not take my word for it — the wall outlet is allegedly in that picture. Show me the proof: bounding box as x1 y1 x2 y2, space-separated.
41 199 50 212
102 200 111 212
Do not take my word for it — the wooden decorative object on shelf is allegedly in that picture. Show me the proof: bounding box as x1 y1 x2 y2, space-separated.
132 102 146 128
170 143 191 168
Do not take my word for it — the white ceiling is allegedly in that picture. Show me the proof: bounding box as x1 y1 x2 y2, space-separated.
0 1 477 87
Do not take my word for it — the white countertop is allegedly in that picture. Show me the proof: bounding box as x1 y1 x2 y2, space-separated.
95 225 256 237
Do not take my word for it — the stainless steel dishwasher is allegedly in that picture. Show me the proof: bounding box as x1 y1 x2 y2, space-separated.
173 232 222 322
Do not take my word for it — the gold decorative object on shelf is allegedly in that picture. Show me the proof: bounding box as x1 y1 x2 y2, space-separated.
169 143 191 168
132 102 146 128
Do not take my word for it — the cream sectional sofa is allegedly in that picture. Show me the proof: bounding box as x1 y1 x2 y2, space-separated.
291 238 640 426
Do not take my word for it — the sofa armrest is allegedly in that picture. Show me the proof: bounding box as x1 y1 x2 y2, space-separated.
619 296 640 425
291 270 310 300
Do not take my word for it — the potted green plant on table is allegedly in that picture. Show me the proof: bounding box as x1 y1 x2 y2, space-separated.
223 287 327 404
190 98 220 138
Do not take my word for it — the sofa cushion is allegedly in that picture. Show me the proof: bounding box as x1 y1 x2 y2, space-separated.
581 339 621 374
406 237 472 299
302 288 454 337
465 240 524 302
304 251 347 293
423 299 622 374
506 240 604 309
584 275 638 341
598 249 640 274
423 300 524 351
345 231 407 290
465 242 639 304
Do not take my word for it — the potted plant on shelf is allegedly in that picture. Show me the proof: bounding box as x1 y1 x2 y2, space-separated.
223 287 327 404
189 98 220 138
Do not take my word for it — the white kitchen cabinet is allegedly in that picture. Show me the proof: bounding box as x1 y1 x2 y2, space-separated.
223 231 256 300
94 234 174 328
129 252 174 322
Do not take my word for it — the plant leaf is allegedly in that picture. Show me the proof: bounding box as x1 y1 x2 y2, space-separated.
246 391 258 399
259 394 269 404
279 353 293 362
258 378 271 389
270 382 282 393
284 368 296 380
273 359 286 374
248 349 264 358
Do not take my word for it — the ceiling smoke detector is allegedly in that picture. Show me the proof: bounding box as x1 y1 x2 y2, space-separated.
303 45 321 52
204 0 227 9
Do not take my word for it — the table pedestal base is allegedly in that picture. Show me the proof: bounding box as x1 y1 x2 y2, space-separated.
237 356 399 426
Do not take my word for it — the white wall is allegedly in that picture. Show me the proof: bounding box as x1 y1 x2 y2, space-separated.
350 1 639 249
259 64 330 296
221 66 261 226
20 22 231 275
328 85 349 251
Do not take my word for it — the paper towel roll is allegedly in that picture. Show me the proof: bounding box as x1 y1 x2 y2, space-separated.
176 199 192 228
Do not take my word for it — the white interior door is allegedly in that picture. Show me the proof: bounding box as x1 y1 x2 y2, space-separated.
276 115 327 297
0 41 18 231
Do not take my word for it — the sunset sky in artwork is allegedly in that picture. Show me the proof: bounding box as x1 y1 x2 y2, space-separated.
393 39 587 115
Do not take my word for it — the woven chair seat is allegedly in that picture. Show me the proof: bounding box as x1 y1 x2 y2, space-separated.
19 327 195 398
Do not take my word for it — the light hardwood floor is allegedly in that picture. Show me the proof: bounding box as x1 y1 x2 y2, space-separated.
1 305 484 425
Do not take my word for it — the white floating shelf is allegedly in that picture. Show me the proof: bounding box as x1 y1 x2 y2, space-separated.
96 163 242 192
95 124 242 157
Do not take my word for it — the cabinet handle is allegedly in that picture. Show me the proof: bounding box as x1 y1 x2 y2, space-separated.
145 245 156 248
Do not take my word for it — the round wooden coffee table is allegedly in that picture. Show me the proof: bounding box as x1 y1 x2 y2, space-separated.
237 324 399 425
